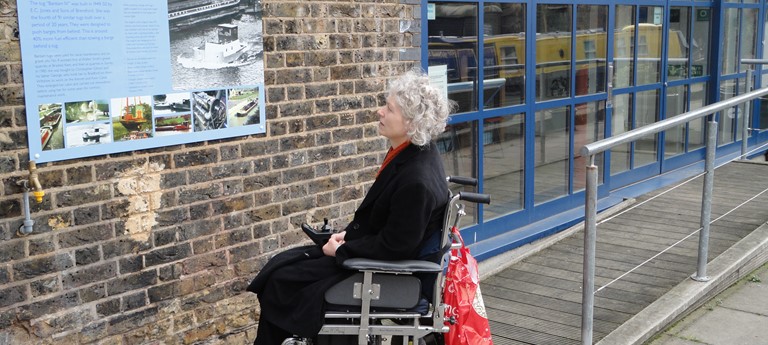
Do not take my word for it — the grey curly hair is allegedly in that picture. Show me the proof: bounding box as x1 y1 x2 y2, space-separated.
387 70 454 146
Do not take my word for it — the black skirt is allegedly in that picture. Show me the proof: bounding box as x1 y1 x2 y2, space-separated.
247 245 354 338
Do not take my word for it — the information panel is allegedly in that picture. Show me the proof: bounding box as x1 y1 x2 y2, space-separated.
17 0 266 163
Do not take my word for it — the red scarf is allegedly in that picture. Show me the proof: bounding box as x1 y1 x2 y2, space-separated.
376 141 410 178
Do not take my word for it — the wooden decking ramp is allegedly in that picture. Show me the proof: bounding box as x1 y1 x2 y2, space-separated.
482 161 768 345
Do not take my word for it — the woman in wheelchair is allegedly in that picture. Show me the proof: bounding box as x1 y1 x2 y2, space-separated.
247 70 454 344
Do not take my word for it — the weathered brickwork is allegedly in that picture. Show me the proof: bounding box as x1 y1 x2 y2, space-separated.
0 0 419 343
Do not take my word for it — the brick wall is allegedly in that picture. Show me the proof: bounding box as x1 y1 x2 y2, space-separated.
0 0 421 343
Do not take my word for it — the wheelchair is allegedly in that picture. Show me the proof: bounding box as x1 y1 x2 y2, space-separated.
284 177 491 345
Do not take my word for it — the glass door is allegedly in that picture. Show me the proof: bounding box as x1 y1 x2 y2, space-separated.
531 3 608 218
609 4 666 188
719 2 763 157
661 5 713 171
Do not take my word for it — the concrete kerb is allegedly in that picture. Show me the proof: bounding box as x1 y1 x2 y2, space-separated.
596 221 768 345
478 198 637 282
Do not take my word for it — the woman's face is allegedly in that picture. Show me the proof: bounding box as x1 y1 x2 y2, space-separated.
377 95 409 147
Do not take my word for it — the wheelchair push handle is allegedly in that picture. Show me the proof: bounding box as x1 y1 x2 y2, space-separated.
447 176 477 187
458 191 491 204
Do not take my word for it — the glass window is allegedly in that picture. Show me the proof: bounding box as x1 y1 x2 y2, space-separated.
692 8 711 77
576 5 608 96
761 12 768 131
536 4 572 102
668 7 690 81
764 10 768 62
740 9 759 72
688 83 708 151
611 93 632 175
573 101 606 191
718 79 745 144
636 6 663 86
638 35 649 56
736 80 747 142
484 3 526 108
535 106 570 204
664 85 688 157
437 121 478 226
483 114 525 219
635 89 660 167
761 75 768 130
428 3 478 113
722 9 740 75
614 6 636 88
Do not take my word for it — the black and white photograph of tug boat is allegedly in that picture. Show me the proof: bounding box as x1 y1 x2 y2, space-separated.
177 24 256 69
168 0 264 91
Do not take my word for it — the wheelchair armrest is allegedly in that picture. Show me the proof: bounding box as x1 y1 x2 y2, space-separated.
341 258 441 273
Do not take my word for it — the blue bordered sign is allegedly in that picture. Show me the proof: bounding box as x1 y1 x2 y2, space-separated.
17 0 266 163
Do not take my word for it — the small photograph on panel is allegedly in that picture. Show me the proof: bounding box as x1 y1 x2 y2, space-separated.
110 96 153 141
227 87 260 127
192 89 227 132
64 99 110 123
154 114 192 137
153 92 191 115
66 122 112 148
39 103 63 151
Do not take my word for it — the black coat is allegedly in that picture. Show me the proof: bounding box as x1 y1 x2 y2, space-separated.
247 142 449 337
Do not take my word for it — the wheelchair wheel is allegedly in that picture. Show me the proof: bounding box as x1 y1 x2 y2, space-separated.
316 334 380 345
421 333 444 345
281 337 312 345
389 334 442 345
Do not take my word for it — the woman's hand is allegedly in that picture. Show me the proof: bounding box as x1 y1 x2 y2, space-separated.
330 231 346 242
323 232 345 257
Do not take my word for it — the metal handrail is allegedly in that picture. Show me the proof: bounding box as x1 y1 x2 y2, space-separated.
740 58 768 65
579 85 768 345
581 86 768 157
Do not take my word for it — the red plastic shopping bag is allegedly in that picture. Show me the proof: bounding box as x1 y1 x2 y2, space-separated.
443 227 493 345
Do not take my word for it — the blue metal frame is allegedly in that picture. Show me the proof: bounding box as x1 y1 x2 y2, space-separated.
420 0 760 249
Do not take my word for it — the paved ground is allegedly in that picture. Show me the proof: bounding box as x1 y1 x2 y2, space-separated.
646 262 768 345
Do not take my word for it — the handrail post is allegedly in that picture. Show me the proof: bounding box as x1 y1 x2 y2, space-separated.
581 157 598 345
692 120 718 282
